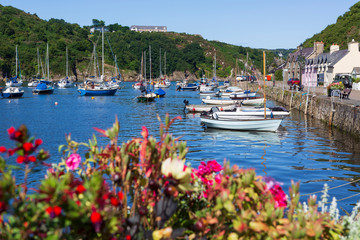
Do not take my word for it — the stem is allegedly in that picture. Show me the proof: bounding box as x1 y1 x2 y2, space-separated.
23 163 29 199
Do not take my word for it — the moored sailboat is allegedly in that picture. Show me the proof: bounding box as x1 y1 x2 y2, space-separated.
32 44 54 95
77 27 117 96
58 47 73 88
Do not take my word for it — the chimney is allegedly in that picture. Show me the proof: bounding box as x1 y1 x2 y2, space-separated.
348 39 359 53
314 41 324 55
330 44 339 54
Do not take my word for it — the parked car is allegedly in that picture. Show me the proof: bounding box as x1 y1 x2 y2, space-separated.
333 73 352 88
287 78 300 85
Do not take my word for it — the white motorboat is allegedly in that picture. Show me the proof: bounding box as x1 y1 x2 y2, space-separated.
58 77 73 88
28 79 40 87
211 106 290 120
241 98 265 106
199 84 215 92
229 91 257 99
220 87 243 97
202 98 240 105
185 104 236 113
1 87 24 98
200 117 282 132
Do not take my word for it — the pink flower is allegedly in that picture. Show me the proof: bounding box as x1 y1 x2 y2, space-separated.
263 177 287 208
66 153 81 171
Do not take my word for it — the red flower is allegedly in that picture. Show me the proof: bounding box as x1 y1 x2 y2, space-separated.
53 206 62 216
118 191 124 201
46 206 62 218
0 146 6 153
28 156 36 162
23 142 33 152
126 235 131 240
76 185 86 194
14 131 21 139
35 139 43 146
110 197 119 206
7 127 15 135
46 206 53 215
141 126 148 139
16 156 25 164
90 211 102 223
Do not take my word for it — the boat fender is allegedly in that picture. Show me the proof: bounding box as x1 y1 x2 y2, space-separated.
192 107 195 112
212 112 218 120
220 107 223 111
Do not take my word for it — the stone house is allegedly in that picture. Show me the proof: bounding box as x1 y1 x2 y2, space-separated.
303 40 360 87
283 42 324 83
130 25 167 33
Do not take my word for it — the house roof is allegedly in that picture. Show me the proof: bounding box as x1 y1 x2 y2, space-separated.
287 47 313 62
305 50 349 67
328 50 349 67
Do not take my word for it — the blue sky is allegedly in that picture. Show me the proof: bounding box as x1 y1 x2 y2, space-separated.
1 0 359 49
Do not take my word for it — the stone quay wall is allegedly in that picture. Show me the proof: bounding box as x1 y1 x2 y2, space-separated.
244 83 360 137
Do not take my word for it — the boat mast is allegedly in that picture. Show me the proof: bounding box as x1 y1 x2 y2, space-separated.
93 44 97 77
114 54 118 77
140 52 144 80
263 51 267 119
144 50 146 81
102 26 104 79
149 45 152 83
164 51 166 77
47 43 50 81
159 48 162 78
15 45 18 77
37 48 40 77
214 52 216 79
66 46 68 78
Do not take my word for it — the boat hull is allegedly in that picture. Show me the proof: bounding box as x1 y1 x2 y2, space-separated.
2 91 24 98
32 88 54 95
214 111 290 120
186 104 235 113
200 117 282 132
77 88 117 96
202 99 240 105
137 96 155 102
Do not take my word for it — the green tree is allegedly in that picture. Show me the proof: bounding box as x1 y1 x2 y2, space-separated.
275 69 283 81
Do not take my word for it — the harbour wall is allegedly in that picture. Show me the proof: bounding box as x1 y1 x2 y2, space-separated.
244 83 360 137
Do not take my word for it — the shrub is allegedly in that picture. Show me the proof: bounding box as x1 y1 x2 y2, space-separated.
0 115 352 239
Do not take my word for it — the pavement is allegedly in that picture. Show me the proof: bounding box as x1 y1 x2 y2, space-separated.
238 81 360 106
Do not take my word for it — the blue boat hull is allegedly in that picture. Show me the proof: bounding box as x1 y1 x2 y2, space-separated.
181 87 198 90
77 88 117 96
2 92 24 98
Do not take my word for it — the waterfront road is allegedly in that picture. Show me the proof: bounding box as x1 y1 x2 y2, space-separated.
240 81 360 106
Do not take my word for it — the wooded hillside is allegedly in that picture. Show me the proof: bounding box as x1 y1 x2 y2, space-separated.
0 4 289 80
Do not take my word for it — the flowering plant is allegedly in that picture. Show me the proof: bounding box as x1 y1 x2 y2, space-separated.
0 115 349 239
327 82 345 90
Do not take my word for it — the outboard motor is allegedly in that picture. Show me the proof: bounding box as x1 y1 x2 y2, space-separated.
183 99 189 112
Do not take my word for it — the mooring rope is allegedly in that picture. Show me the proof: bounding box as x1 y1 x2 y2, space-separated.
300 178 360 198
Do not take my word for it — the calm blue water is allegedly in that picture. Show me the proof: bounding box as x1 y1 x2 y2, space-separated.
1 82 360 213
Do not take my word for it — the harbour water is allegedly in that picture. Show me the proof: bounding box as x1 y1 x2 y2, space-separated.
1 82 360 213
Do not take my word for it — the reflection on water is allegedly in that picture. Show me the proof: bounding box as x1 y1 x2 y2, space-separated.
202 128 282 145
1 83 360 213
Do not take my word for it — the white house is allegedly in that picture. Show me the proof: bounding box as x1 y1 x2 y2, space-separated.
130 25 167 33
303 40 360 87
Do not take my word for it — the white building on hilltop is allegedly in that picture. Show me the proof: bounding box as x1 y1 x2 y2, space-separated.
130 25 167 33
